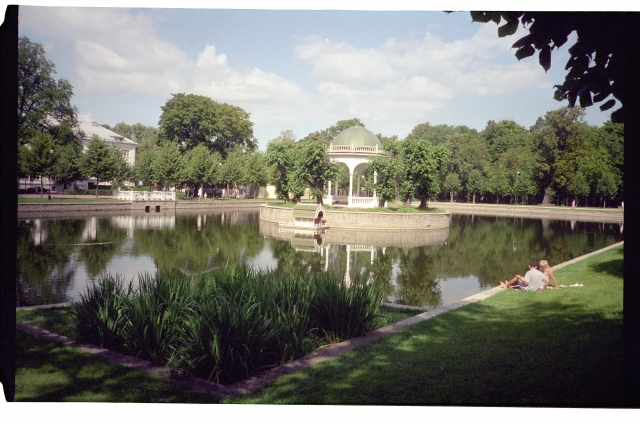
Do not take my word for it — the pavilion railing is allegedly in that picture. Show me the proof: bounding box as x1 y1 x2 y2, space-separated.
328 144 386 155
112 190 176 201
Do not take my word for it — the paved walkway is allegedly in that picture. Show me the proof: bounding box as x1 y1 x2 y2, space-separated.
16 241 624 398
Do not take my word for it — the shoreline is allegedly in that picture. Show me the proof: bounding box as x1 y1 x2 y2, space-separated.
17 196 624 223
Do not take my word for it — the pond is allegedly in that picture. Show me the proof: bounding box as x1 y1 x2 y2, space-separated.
17 210 624 308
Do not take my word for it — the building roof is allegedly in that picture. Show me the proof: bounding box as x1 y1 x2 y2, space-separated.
332 126 382 149
78 121 137 146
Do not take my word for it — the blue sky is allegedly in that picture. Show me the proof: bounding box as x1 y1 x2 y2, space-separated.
14 2 630 150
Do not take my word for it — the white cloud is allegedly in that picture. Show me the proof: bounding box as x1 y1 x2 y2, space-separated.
287 22 553 135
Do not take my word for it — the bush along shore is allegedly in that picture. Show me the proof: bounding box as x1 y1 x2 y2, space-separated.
70 266 382 385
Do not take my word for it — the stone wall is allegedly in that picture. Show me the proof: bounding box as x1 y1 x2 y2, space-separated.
175 201 262 211
258 220 448 246
430 202 624 223
259 205 294 223
132 200 176 213
323 209 450 230
260 205 450 230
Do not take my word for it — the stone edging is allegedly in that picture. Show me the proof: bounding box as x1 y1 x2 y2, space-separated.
260 204 451 230
16 240 624 398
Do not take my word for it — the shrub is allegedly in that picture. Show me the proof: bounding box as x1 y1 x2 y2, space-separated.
72 265 382 384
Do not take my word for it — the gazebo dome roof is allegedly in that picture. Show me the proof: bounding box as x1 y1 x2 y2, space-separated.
332 126 382 149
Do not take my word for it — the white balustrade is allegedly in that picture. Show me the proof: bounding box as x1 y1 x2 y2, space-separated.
328 144 385 155
112 190 176 201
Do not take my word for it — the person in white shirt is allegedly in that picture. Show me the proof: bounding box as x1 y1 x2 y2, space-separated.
499 261 546 291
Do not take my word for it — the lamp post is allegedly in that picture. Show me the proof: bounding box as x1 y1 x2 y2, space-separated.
515 171 520 205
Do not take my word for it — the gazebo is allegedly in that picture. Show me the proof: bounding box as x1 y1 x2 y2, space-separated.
323 126 386 208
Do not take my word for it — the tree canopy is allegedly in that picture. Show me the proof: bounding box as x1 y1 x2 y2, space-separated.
18 36 77 143
158 93 257 156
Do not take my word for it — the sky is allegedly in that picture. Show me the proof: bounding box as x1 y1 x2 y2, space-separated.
13 2 634 151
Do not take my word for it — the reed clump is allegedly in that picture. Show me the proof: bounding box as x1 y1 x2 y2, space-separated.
71 265 382 384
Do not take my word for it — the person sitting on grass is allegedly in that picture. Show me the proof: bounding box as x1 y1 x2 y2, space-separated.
539 259 563 290
499 260 546 291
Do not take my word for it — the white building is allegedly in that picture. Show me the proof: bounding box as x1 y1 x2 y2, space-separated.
18 121 137 193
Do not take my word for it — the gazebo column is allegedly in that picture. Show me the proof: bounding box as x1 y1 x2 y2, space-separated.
373 171 377 198
326 180 333 204
348 172 354 207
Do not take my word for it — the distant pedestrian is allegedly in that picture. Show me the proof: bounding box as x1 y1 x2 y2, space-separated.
198 187 203 200
571 199 576 209
204 192 207 200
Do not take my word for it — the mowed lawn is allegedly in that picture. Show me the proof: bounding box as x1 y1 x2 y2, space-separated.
226 245 624 406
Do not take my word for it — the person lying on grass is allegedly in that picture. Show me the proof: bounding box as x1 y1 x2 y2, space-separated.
539 259 563 290
499 260 546 291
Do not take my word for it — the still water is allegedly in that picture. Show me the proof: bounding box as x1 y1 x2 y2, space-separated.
17 210 624 308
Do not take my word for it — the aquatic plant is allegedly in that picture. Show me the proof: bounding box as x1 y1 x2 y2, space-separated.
72 265 382 384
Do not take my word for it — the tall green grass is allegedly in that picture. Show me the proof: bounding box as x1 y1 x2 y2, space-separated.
72 265 382 384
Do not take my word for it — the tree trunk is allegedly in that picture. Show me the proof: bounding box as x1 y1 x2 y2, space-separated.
419 196 427 209
404 195 412 208
472 192 476 203
541 172 556 206
40 176 44 198
96 178 99 198
449 191 453 202
316 194 323 205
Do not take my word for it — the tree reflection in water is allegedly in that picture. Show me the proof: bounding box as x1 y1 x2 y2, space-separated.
17 211 623 307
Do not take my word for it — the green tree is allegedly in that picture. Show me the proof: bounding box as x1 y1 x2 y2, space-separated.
103 122 159 145
529 107 589 205
486 164 510 204
466 169 487 203
158 93 256 155
133 145 160 190
81 135 123 197
364 155 402 206
152 141 185 190
326 118 365 140
183 144 219 195
244 152 269 197
18 36 77 143
406 122 455 145
290 139 339 204
443 173 462 202
21 132 57 197
481 120 529 163
52 144 85 189
219 147 246 197
568 171 590 206
398 138 449 208
264 131 296 202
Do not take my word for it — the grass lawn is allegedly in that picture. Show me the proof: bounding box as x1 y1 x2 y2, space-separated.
225 245 625 405
18 198 128 204
14 303 419 402
15 331 219 403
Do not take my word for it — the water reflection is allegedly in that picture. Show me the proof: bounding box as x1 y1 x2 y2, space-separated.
17 211 624 308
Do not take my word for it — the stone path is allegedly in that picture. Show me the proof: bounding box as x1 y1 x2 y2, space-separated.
16 240 624 399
